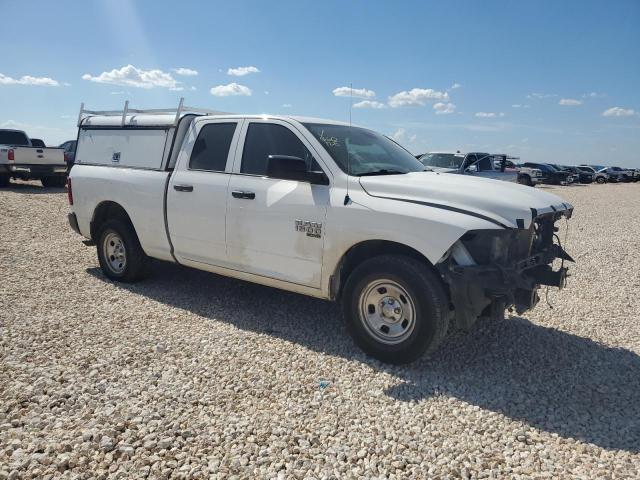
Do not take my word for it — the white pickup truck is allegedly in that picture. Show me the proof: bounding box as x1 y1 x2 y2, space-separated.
68 100 574 364
0 129 67 187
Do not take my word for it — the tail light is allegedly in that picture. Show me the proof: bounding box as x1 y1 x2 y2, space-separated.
7 149 14 161
67 177 73 205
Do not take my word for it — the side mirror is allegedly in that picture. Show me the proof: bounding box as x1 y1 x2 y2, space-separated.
465 164 478 173
267 155 328 185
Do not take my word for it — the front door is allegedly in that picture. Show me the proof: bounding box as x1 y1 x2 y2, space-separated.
226 120 329 288
167 119 241 266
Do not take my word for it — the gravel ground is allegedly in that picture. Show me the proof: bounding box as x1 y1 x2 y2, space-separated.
1 180 639 479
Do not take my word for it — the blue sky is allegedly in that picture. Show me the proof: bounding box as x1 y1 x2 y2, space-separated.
1 0 639 167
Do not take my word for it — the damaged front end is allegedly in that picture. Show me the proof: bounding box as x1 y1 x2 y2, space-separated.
437 208 574 330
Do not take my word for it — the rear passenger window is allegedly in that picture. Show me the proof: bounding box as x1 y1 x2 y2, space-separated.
241 123 315 175
189 123 237 171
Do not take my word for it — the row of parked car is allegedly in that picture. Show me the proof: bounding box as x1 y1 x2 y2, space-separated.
414 151 639 187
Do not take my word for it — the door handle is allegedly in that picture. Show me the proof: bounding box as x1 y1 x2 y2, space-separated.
231 190 255 199
173 184 194 192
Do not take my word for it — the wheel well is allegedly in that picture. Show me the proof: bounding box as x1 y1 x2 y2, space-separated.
90 201 136 242
331 240 438 300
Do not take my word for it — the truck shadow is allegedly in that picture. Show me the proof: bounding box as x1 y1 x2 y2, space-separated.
2 181 66 194
87 261 640 452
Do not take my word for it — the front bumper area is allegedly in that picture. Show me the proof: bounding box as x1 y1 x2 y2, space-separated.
438 208 573 329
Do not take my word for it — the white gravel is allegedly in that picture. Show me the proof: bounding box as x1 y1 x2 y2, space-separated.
1 180 639 479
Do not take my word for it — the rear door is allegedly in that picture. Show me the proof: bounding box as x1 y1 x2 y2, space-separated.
167 119 242 266
226 120 330 288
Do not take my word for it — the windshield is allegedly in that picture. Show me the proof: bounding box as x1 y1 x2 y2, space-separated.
303 123 425 175
419 153 465 169
0 130 30 146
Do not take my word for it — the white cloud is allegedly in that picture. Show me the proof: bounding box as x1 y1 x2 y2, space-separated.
392 128 406 142
559 98 583 106
388 88 449 107
210 82 252 97
602 107 637 117
82 64 178 89
264 91 270 95
173 67 198 76
227 66 260 76
110 91 130 95
0 73 60 87
332 86 376 99
527 92 558 99
433 102 456 115
512 104 531 108
282 103 292 108
353 100 386 109
409 134 417 143
450 83 462 90
583 92 606 98
475 112 504 118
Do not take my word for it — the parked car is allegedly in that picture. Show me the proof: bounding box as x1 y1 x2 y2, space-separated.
555 165 594 184
68 100 574 364
576 165 607 184
597 167 627 183
0 129 67 187
522 162 575 185
609 166 635 182
418 151 518 182
59 140 77 167
504 159 543 186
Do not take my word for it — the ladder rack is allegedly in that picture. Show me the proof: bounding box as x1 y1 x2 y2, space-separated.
77 97 231 127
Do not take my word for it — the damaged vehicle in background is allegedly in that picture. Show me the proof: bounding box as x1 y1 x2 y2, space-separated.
67 99 575 364
417 151 518 182
576 165 608 184
522 162 575 185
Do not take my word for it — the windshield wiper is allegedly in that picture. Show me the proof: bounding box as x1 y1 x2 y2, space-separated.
357 169 407 177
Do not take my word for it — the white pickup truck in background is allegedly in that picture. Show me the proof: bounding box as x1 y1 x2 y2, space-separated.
0 129 67 187
67 100 575 364
417 151 520 182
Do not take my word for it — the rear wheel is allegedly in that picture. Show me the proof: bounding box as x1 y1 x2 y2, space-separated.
517 174 532 186
97 219 147 282
342 255 449 364
0 175 9 188
596 177 606 184
41 176 67 188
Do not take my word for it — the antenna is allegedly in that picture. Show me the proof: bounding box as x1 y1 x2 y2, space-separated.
344 83 353 206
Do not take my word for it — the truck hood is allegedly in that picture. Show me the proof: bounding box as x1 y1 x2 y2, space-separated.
359 171 572 229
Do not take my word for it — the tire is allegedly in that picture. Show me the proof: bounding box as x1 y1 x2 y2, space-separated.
517 175 532 187
96 219 147 282
596 177 606 184
41 176 67 188
341 255 449 364
0 175 9 188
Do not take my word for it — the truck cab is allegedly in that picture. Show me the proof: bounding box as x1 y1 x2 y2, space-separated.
68 100 574 364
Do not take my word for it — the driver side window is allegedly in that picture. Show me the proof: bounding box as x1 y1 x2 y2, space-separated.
241 123 319 176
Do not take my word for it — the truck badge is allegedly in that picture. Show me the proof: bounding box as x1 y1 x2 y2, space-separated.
295 220 322 238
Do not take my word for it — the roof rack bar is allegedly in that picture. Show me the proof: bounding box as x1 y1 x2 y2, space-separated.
121 100 129 127
77 102 85 127
77 97 232 126
174 97 184 126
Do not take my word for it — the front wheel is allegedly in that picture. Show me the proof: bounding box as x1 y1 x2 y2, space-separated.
342 255 449 364
596 177 606 184
97 219 147 282
517 174 532 186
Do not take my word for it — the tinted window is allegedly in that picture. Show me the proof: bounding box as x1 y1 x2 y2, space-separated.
0 131 30 146
241 123 314 175
477 155 493 171
189 123 237 171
